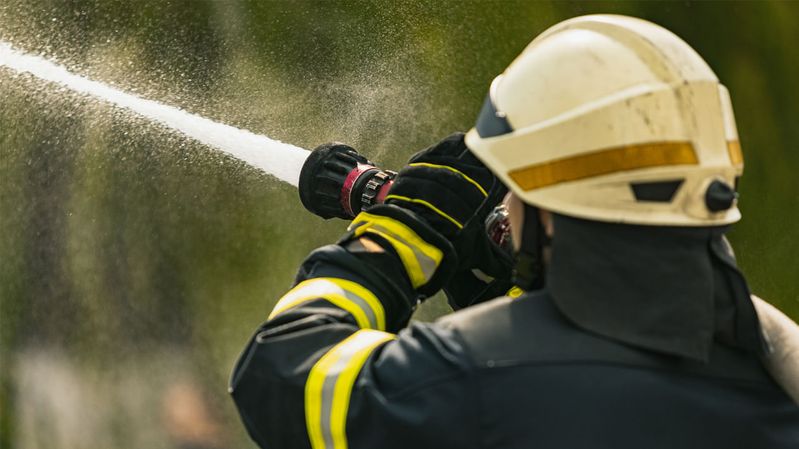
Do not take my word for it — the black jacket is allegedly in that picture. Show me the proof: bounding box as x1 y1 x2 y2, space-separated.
230 243 799 449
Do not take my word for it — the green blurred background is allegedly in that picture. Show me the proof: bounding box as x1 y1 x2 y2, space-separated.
1 1 797 448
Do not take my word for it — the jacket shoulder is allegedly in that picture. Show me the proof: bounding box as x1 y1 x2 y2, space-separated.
367 319 474 397
437 291 779 387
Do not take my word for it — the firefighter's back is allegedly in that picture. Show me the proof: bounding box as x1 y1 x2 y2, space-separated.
436 291 799 449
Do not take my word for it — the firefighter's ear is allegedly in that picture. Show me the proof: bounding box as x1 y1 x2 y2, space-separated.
505 192 553 253
539 209 553 239
505 193 525 253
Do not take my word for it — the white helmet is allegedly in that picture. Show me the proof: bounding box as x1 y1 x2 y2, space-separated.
465 14 743 226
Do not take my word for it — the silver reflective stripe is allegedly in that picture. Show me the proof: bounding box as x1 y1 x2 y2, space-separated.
366 223 438 283
306 330 395 449
338 288 378 330
319 355 348 449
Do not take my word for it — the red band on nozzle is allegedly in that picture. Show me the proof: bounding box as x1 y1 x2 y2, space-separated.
340 163 377 217
376 179 394 204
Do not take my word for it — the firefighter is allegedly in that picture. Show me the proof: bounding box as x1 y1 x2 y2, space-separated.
230 15 799 449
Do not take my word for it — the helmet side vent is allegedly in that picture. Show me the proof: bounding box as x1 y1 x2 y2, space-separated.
630 179 684 202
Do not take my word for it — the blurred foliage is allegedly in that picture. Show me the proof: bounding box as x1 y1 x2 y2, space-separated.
1 1 798 448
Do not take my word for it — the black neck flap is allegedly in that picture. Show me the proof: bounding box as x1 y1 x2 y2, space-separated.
544 214 766 362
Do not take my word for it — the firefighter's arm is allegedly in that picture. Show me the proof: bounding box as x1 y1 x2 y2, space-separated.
229 208 455 447
230 133 496 449
230 268 478 449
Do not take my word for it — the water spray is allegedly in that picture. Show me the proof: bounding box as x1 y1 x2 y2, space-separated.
0 41 309 186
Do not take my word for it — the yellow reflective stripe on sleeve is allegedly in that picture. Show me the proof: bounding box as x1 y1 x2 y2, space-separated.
268 278 386 331
408 162 488 197
383 194 464 229
348 212 443 288
305 329 396 449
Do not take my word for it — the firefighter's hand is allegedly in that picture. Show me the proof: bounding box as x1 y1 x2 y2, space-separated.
385 132 511 282
444 270 516 310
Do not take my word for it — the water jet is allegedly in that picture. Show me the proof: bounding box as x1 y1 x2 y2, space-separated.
0 41 310 186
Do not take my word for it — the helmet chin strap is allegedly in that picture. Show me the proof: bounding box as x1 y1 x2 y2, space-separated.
512 205 549 291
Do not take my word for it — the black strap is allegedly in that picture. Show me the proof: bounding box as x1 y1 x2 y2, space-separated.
512 206 547 291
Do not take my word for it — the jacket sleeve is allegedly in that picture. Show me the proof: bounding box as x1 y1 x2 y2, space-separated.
229 206 478 449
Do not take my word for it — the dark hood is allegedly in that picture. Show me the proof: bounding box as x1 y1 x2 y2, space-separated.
547 214 768 362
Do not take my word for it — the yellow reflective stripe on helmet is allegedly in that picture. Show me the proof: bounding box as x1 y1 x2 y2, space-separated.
305 329 395 449
269 278 386 331
509 141 699 191
408 162 488 197
383 194 464 229
348 212 443 288
727 140 743 167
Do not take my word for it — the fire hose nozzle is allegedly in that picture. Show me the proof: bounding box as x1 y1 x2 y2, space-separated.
299 142 513 254
298 142 396 219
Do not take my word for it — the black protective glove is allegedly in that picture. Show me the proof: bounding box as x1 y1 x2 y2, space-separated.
443 269 517 310
384 132 514 307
